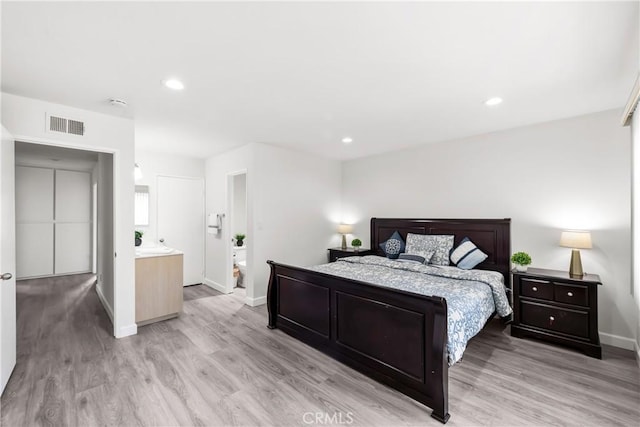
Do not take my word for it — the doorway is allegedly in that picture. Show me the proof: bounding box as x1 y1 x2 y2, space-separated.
13 141 115 328
15 142 96 279
227 171 248 295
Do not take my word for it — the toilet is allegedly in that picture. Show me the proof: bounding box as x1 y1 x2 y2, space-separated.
233 246 247 287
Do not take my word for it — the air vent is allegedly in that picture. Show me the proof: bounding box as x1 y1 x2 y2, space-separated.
49 115 67 133
46 114 85 136
68 120 85 135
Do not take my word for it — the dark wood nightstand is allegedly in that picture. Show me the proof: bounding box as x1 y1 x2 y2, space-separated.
511 267 602 359
328 247 376 263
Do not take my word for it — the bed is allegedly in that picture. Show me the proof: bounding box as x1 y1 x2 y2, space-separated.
266 218 512 423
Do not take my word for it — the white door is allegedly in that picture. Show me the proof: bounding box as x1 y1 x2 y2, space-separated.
157 176 204 286
0 126 17 393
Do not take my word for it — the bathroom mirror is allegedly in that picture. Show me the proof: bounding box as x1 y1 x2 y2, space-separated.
135 185 150 226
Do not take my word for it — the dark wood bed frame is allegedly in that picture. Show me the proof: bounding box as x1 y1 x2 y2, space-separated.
267 218 511 424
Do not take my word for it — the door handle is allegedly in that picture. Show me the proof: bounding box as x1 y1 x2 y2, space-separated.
1 273 12 281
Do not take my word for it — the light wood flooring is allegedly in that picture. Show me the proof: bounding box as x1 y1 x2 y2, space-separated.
2 274 639 426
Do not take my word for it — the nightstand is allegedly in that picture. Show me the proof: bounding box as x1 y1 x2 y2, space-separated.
511 267 602 359
328 247 375 263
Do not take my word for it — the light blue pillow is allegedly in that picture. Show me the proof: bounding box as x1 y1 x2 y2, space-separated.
450 237 488 270
378 230 405 259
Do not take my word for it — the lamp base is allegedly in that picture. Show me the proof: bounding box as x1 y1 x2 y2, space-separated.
569 249 583 277
341 234 347 250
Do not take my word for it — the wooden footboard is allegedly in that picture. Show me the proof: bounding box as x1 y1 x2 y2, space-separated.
267 260 450 423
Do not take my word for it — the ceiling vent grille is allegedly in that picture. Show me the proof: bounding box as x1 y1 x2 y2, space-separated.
46 114 85 136
68 120 85 135
49 115 67 133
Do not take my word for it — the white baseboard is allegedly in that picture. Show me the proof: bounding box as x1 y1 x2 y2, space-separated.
95 283 114 323
203 278 231 294
245 295 267 307
599 332 636 350
116 324 137 338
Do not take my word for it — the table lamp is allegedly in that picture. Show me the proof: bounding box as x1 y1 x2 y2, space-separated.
338 224 353 250
559 230 592 277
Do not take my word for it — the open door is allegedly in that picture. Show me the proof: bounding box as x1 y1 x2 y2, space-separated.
0 126 16 393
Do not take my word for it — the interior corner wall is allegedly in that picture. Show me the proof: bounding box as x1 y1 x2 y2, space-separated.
342 109 635 348
134 150 205 244
1 92 136 338
204 143 342 305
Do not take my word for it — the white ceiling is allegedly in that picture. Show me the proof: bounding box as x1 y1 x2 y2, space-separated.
2 1 638 160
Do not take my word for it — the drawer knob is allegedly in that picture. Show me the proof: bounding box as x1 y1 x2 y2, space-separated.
532 287 538 291
567 292 573 297
549 316 555 325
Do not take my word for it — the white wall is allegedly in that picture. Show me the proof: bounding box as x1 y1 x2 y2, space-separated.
205 143 342 305
134 150 205 244
252 143 342 303
342 109 635 348
2 93 136 338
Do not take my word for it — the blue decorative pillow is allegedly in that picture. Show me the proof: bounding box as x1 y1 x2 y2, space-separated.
378 231 405 259
397 251 435 264
450 237 488 270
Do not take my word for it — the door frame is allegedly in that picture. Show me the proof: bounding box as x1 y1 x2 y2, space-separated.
226 169 248 295
1 125 16 394
7 135 119 336
156 174 205 286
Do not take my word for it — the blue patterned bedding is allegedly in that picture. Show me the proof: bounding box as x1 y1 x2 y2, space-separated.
309 255 512 365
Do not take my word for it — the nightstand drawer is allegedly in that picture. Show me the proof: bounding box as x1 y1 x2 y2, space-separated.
520 278 553 300
520 301 589 339
554 282 588 307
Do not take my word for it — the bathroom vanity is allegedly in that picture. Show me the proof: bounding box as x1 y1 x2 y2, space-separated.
135 248 184 326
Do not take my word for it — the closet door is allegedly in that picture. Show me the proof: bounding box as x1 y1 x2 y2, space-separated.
55 170 91 274
15 167 54 278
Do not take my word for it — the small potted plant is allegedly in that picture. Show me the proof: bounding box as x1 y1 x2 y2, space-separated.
135 230 143 247
235 233 246 247
511 251 532 272
351 238 362 252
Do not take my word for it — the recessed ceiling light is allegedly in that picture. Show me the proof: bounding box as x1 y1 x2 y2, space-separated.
342 137 353 144
484 97 503 106
164 78 185 90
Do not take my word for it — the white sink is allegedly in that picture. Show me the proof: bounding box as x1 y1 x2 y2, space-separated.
136 246 175 255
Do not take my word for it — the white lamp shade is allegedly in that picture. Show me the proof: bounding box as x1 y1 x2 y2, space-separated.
337 224 353 234
560 231 592 249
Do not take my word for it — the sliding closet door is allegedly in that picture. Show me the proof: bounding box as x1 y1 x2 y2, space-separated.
15 166 54 278
55 170 91 274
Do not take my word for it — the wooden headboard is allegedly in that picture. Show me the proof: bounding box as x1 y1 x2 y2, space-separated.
371 218 511 285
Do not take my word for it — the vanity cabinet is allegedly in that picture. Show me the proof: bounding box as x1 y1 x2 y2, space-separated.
135 253 184 325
